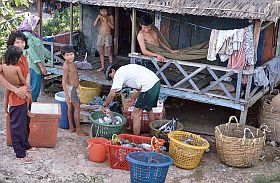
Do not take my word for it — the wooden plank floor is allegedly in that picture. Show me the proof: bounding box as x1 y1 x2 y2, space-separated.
47 54 130 86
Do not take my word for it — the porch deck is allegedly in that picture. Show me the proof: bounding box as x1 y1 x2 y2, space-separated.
129 53 270 124
46 54 130 86
46 50 270 125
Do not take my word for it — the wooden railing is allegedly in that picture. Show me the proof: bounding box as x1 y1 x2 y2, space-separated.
129 53 269 108
43 41 68 67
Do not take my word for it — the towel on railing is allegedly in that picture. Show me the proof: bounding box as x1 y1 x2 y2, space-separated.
146 42 208 61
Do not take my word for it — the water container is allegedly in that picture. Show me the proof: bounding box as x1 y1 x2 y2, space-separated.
55 91 75 129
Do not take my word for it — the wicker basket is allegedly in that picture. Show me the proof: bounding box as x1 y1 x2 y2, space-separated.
215 116 266 168
259 94 280 143
168 131 209 169
149 120 184 140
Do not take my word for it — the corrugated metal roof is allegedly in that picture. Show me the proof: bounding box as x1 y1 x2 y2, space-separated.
58 0 280 22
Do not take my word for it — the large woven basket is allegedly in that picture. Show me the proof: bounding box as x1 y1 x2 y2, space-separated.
215 116 266 168
168 131 209 169
259 94 280 143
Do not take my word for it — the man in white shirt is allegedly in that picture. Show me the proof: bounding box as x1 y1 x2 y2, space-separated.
102 64 161 135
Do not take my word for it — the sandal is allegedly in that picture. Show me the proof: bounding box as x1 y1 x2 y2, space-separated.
18 156 34 164
27 147 37 152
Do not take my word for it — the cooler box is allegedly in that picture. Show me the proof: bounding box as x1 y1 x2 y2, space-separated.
55 91 75 129
29 102 61 147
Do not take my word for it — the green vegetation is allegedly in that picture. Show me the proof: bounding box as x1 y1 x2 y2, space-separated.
42 6 79 37
0 1 80 60
0 0 28 60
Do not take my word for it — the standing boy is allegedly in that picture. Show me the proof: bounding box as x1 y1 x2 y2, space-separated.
61 45 89 136
93 6 114 72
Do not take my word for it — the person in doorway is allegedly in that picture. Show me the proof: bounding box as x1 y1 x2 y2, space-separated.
61 45 89 136
17 15 50 102
93 6 114 72
3 32 34 164
137 15 178 62
102 64 161 135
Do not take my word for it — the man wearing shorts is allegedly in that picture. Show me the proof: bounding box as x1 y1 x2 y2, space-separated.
102 64 160 135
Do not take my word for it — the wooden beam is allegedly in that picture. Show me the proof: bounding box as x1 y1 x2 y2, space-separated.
131 8 136 53
37 0 43 38
254 20 261 62
276 23 280 56
235 71 242 102
70 1 74 45
173 66 206 88
114 7 119 56
239 106 248 125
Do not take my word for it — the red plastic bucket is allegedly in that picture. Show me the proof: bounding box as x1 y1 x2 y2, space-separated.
87 138 108 163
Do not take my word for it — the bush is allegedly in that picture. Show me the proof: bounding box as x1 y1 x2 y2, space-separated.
43 6 79 37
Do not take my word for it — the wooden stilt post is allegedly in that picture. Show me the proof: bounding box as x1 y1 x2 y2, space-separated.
70 0 74 45
254 20 261 61
131 8 136 53
114 7 119 56
37 0 43 38
239 106 248 125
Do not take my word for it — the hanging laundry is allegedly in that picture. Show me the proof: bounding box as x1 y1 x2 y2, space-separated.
254 67 269 87
227 42 245 70
207 28 245 62
244 25 255 65
266 56 280 90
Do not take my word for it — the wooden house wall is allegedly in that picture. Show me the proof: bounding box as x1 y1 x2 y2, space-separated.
161 13 251 49
81 5 100 54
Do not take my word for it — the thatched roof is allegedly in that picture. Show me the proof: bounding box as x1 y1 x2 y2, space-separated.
58 0 280 22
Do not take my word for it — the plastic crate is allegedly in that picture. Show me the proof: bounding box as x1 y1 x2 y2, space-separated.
124 105 165 132
127 152 173 183
107 134 165 171
90 111 127 139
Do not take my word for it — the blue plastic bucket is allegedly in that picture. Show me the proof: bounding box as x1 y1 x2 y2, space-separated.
55 91 75 129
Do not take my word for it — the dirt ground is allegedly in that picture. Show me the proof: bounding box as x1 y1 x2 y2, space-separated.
0 86 279 183
1 4 279 182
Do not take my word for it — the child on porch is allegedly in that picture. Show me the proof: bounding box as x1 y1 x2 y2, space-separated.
61 45 89 136
92 6 114 72
3 45 33 164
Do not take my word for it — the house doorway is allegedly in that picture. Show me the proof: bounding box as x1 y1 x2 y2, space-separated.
117 8 132 56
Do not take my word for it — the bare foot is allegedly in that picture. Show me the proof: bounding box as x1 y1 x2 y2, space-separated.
97 68 104 72
18 156 34 164
69 128 76 133
76 129 89 136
